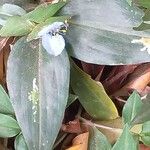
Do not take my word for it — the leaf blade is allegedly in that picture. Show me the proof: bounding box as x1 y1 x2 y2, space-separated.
0 85 14 115
70 62 118 120
0 113 20 138
23 2 66 23
0 16 35 36
122 91 143 125
15 134 28 150
7 37 70 149
88 127 111 150
61 0 150 65
112 124 138 150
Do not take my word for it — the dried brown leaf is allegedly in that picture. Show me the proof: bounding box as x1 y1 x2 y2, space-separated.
113 63 150 97
140 144 150 150
81 62 105 80
103 65 137 94
66 132 89 150
61 119 82 134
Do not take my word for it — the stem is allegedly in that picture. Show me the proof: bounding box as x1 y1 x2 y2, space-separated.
3 138 8 150
76 105 82 118
79 117 119 131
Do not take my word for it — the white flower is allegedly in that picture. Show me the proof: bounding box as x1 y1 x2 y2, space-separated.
131 37 150 55
38 22 68 56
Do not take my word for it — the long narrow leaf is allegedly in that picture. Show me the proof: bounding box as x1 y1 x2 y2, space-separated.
7 37 70 149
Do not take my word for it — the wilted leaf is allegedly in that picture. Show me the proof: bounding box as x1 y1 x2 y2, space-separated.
0 37 9 51
0 36 18 87
81 62 105 81
0 113 20 138
7 37 70 149
61 119 81 134
88 127 111 150
60 0 150 65
23 2 66 23
0 16 35 36
71 61 118 120
122 91 143 124
113 63 150 96
15 134 28 150
66 132 89 150
112 124 139 150
103 65 137 95
140 144 150 150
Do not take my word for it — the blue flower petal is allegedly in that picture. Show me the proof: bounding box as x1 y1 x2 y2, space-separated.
42 34 65 56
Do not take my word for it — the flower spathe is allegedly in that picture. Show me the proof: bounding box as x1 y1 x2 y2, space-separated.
38 22 67 56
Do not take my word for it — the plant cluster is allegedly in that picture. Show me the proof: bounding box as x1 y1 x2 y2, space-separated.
0 0 149 149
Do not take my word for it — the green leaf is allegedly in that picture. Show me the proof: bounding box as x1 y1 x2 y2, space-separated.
70 62 118 120
60 0 150 65
15 134 28 150
27 15 70 41
88 127 111 150
0 113 20 138
112 124 138 150
134 23 150 31
0 14 9 26
138 0 150 8
140 121 150 146
7 37 70 149
122 91 143 125
0 3 26 16
0 85 14 115
131 101 150 125
126 0 132 6
23 2 66 23
0 16 35 36
0 0 30 6
66 94 78 108
95 118 123 144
